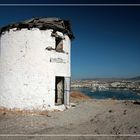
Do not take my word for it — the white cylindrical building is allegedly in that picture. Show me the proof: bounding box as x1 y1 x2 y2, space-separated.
0 17 74 110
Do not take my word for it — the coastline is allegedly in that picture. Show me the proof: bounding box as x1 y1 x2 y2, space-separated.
71 80 140 95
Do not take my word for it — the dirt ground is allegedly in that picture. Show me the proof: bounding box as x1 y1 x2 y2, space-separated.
0 93 140 140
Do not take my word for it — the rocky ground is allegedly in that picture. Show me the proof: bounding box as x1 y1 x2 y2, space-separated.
0 92 140 140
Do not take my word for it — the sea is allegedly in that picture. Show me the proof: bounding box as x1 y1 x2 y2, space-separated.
71 87 140 100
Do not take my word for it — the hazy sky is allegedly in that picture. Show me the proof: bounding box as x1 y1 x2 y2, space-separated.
0 1 140 79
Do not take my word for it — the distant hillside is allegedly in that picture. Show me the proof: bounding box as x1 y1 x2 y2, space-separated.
129 76 140 81
81 78 125 81
82 76 140 81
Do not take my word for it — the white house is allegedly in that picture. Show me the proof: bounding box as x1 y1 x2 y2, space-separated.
0 17 74 111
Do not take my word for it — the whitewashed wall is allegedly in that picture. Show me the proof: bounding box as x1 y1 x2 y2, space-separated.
0 28 71 110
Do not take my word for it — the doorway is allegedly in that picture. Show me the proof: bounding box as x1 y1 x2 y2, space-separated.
55 76 64 105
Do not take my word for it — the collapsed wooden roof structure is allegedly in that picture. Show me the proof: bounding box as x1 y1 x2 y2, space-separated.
0 17 74 39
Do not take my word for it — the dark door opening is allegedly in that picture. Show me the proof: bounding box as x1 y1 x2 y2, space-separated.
55 76 64 105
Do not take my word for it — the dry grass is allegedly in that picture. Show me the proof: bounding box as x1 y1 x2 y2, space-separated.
0 92 90 115
70 91 90 100
0 108 48 116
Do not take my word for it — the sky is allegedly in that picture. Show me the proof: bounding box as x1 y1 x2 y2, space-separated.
0 1 140 79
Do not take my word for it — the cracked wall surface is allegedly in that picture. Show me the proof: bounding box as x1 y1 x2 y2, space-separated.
0 28 71 110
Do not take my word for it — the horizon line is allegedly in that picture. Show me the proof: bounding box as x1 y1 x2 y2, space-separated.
71 76 140 80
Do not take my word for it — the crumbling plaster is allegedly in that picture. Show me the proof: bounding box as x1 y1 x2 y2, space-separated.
0 28 71 110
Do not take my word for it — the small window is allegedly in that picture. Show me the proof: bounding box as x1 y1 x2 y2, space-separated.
51 31 64 53
55 37 63 52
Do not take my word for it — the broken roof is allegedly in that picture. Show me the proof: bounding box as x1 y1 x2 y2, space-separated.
0 17 74 39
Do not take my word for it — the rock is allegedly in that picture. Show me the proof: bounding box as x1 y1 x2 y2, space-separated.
123 110 127 115
70 103 76 107
109 110 113 113
2 112 6 115
133 101 140 105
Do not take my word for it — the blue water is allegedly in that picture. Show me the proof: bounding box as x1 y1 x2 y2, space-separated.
71 87 140 100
